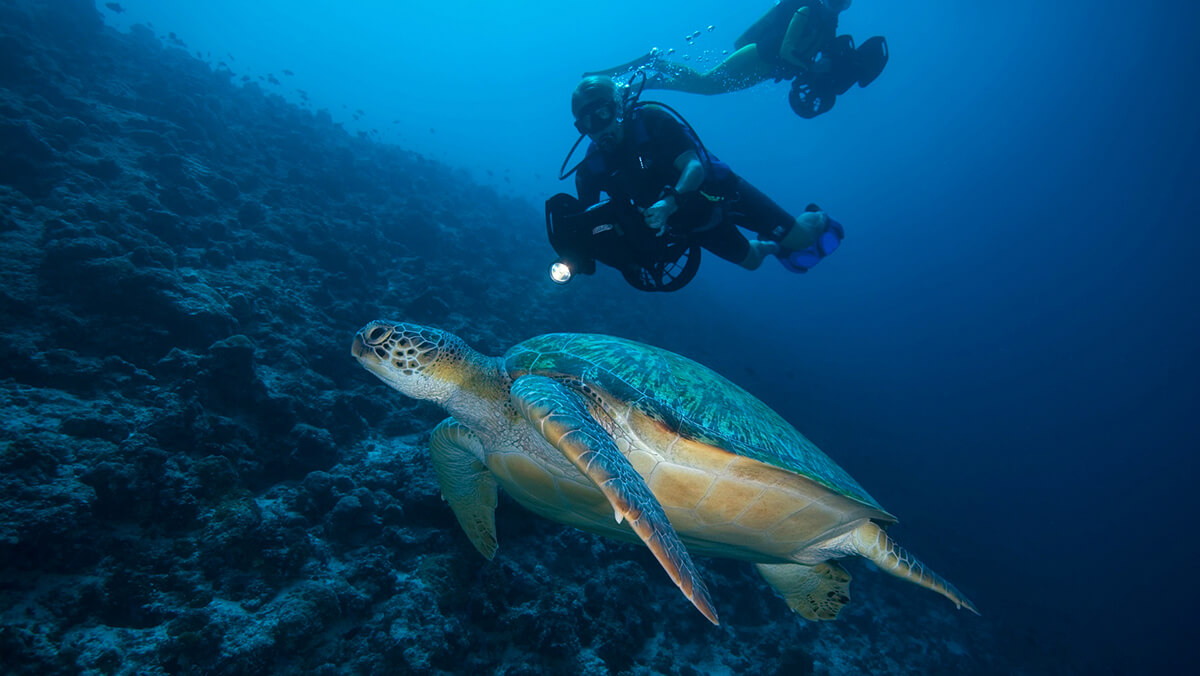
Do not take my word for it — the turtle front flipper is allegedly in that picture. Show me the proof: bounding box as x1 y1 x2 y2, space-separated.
429 418 499 560
510 375 720 625
756 562 852 621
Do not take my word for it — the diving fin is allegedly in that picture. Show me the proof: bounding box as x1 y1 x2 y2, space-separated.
583 50 660 79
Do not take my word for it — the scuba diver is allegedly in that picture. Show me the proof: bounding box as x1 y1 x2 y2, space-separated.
546 75 844 292
582 0 888 119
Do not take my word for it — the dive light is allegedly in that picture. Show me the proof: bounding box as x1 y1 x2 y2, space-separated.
548 259 573 284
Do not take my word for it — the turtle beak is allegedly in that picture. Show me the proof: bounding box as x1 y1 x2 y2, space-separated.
351 332 370 360
351 331 385 372
351 331 396 387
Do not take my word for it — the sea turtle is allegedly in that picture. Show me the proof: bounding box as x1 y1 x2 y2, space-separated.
351 320 978 624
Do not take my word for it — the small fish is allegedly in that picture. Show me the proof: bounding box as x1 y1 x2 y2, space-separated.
105 2 124 13
282 69 294 76
267 74 280 85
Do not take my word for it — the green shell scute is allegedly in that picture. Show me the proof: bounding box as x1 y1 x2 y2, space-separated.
505 333 882 509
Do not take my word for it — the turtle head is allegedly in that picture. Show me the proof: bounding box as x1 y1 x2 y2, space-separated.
351 320 471 404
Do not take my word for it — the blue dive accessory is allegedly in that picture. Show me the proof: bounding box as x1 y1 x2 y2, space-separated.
778 209 845 273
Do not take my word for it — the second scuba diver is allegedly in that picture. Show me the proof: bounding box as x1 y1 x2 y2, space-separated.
546 75 844 292
582 0 887 119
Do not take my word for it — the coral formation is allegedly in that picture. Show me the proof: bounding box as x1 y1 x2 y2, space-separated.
0 1 1076 673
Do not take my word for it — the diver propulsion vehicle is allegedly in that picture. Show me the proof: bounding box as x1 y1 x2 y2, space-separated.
546 193 702 292
789 35 888 119
546 195 845 291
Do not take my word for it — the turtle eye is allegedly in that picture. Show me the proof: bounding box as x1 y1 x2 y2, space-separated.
366 325 392 345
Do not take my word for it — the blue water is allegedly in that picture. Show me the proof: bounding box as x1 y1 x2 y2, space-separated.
100 1 1200 671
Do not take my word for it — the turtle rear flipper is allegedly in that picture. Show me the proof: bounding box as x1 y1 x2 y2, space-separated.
844 521 980 615
430 418 499 560
511 374 720 625
756 562 852 621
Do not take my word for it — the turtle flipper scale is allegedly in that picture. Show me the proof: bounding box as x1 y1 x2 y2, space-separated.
510 375 720 625
849 521 980 615
756 561 852 621
429 418 499 560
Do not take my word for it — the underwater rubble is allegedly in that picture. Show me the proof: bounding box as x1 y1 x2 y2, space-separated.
0 0 1079 674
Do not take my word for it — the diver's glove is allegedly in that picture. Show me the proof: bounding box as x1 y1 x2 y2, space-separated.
644 195 678 236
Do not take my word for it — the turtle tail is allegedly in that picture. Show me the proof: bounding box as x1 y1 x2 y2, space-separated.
850 521 980 615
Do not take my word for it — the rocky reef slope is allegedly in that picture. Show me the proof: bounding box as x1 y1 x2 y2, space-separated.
0 1 1071 674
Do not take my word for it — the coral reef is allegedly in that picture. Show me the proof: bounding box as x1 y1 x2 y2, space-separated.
0 0 1075 673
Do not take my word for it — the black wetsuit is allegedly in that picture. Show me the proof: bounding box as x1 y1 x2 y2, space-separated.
575 104 795 264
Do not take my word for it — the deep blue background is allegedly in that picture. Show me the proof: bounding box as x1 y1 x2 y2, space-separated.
100 1 1200 671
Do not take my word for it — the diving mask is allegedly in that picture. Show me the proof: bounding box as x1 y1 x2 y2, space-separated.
573 101 618 135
